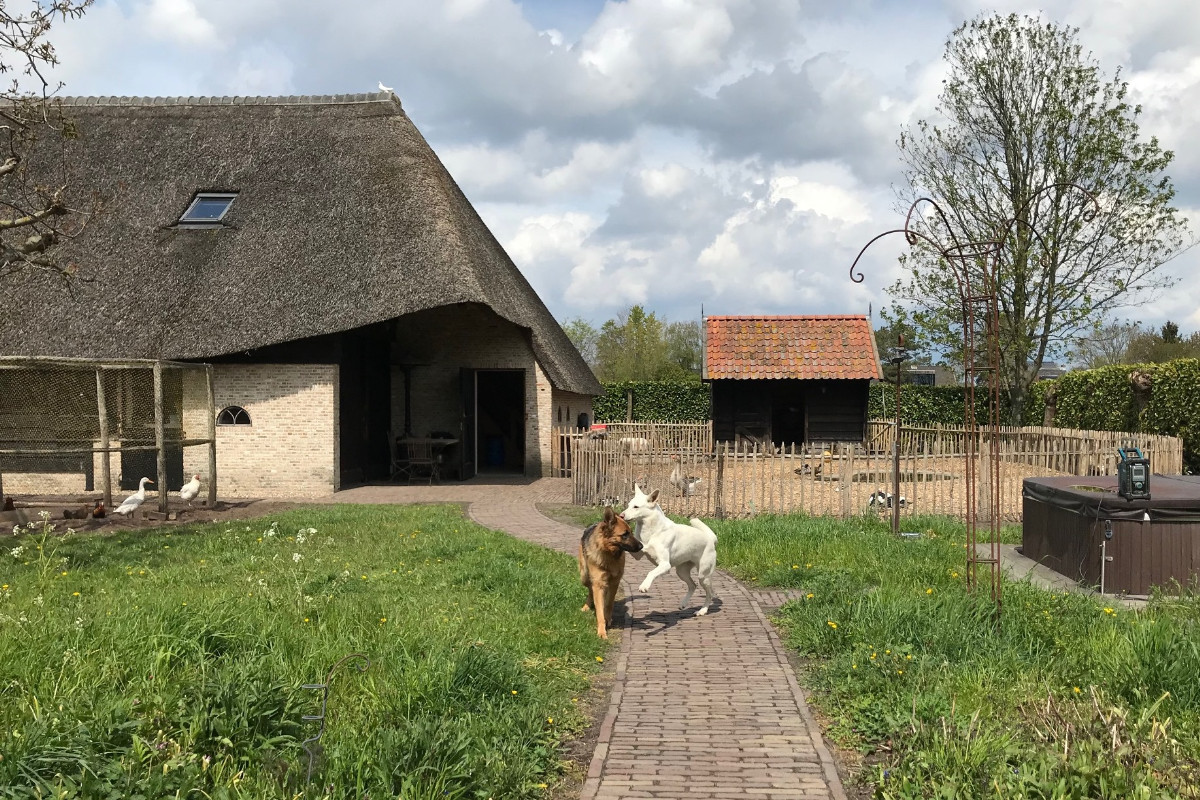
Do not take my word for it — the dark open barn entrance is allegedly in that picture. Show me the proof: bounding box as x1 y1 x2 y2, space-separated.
339 329 392 485
475 370 525 473
712 379 870 446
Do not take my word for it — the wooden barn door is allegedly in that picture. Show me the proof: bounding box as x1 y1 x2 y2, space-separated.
459 368 477 480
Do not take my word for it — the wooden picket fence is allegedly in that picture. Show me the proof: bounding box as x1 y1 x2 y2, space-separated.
550 421 712 478
567 420 1184 522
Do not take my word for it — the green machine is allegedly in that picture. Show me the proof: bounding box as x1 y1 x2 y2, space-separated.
1117 447 1151 501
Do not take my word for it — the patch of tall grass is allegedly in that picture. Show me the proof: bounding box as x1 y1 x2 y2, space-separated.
0 505 606 799
716 513 1200 799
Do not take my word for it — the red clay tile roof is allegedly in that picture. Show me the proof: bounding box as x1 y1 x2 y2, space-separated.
704 315 882 381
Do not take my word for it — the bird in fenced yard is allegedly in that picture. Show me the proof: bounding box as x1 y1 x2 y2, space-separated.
867 487 908 511
92 500 105 518
180 474 201 507
114 477 154 517
669 455 702 496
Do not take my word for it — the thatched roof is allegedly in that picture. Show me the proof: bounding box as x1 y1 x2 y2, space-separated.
0 92 600 395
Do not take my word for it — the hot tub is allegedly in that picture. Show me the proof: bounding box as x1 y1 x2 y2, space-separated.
1022 475 1200 596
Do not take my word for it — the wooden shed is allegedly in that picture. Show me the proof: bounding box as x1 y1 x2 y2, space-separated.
704 315 882 446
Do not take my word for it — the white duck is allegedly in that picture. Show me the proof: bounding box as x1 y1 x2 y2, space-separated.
114 477 154 516
669 455 702 497
179 474 202 506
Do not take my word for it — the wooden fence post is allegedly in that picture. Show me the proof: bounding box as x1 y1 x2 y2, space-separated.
96 369 112 508
206 365 218 507
153 362 168 514
714 441 726 519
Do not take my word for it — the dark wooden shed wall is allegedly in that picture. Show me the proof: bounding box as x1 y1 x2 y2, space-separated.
711 379 869 445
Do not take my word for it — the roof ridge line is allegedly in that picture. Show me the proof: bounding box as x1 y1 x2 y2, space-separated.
49 91 400 108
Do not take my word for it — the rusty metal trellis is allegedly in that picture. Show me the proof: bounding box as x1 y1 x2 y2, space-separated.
300 652 371 786
849 183 1100 613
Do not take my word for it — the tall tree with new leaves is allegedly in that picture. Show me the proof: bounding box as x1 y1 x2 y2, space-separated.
892 13 1191 423
0 0 94 282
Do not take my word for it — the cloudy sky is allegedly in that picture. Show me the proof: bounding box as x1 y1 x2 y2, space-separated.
46 0 1200 336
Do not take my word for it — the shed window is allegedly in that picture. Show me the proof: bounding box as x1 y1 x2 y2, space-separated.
216 405 252 425
180 192 237 225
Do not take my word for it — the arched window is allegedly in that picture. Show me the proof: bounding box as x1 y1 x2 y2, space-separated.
217 405 252 426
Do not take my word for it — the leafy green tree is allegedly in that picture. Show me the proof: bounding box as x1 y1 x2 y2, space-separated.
664 320 702 379
874 306 933 383
892 13 1192 424
593 305 675 381
1125 321 1200 363
560 317 599 370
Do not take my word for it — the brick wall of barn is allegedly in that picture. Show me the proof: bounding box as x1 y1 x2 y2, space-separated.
392 305 561 477
183 364 338 497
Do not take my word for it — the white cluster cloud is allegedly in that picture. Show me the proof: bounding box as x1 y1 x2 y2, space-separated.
45 0 1200 334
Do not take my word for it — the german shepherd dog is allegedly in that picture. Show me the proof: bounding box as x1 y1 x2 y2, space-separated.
579 506 643 638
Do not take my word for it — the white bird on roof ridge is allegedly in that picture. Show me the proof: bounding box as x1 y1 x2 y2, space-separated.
378 81 394 94
114 477 154 516
180 474 201 506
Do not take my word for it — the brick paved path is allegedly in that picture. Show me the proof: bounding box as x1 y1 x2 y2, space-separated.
329 478 846 800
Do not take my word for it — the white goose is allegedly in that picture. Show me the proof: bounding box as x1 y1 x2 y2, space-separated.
114 477 154 516
669 455 703 497
179 474 201 506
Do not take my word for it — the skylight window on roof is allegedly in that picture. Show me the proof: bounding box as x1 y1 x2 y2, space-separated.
180 192 237 225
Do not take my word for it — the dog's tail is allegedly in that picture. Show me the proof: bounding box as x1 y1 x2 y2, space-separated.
688 518 717 540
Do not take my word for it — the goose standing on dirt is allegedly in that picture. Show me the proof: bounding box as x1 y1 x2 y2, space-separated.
179 474 201 507
669 455 703 497
114 477 154 517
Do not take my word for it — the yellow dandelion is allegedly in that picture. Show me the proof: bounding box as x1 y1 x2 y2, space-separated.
362 575 368 581
181 602 187 606
379 617 387 623
906 654 912 660
547 717 554 724
852 664 857 669
806 563 812 568
926 588 933 595
951 572 959 578
72 591 80 597
1 584 8 590
806 593 815 599
1073 686 1081 694
1103 607 1115 615
61 571 68 576
304 618 310 622
512 690 518 695
596 656 604 662
571 698 578 703
885 649 891 654
870 652 876 659
791 565 798 569
827 621 838 629
897 669 904 675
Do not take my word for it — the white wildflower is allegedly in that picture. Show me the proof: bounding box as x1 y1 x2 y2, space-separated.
10 545 23 558
295 532 307 545
38 511 50 520
292 553 302 563
33 595 43 607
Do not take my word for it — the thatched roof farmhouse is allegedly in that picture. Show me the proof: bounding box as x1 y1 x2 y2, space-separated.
0 92 600 496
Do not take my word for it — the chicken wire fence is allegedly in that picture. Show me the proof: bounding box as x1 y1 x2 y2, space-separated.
0 357 216 512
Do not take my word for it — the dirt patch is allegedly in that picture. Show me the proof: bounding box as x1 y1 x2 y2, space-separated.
0 497 308 536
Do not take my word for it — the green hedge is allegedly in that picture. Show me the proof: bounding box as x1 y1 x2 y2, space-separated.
868 383 1011 425
594 380 711 422
1047 359 1200 473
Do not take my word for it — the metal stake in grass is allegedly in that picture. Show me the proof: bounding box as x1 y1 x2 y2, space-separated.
301 652 371 786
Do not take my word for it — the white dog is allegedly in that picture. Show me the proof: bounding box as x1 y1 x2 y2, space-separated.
620 484 718 615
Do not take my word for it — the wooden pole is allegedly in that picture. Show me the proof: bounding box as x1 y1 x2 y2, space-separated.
153 362 168 514
714 441 725 519
96 369 112 508
626 390 634 422
206 365 217 507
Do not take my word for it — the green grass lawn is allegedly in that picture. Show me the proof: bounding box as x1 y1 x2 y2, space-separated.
0 505 607 799
716 513 1200 799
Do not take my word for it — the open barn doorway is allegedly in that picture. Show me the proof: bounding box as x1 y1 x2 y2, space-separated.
475 370 525 474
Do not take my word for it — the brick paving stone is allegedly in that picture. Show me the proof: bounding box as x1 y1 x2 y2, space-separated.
324 478 847 800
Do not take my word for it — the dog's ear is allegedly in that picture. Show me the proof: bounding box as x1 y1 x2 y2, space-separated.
603 506 615 523
649 489 660 503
